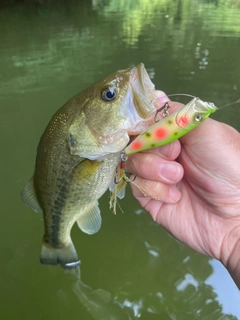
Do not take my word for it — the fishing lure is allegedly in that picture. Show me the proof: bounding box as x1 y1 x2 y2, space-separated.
109 97 216 208
123 97 218 156
110 95 239 211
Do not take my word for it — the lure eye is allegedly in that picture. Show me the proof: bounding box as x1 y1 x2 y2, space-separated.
194 114 204 123
101 86 117 101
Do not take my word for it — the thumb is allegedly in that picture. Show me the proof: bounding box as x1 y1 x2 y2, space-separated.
179 118 240 196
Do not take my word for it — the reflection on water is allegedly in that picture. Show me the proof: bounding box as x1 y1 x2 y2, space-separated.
98 207 237 319
72 267 131 320
1 0 240 100
97 0 240 45
206 260 240 317
1 0 240 319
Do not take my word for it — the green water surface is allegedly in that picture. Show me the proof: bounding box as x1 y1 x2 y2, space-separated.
1 0 240 319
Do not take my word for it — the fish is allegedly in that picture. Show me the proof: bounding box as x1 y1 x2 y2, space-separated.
123 97 218 155
21 63 157 269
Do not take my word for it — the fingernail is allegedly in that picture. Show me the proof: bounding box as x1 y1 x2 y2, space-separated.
169 186 181 202
160 163 181 181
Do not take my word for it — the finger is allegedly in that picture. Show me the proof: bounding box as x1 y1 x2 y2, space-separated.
153 90 169 108
125 147 183 184
130 176 182 204
125 141 183 183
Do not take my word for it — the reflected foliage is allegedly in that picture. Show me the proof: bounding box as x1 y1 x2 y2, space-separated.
0 0 240 98
77 198 237 319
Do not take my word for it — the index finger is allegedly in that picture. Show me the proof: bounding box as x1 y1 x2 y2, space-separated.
125 143 183 184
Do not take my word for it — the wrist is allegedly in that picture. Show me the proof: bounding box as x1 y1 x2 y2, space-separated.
221 224 240 289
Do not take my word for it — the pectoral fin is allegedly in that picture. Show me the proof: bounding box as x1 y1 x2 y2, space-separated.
20 177 42 213
77 201 102 234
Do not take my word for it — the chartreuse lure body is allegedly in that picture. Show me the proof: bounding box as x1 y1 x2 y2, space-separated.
124 97 217 155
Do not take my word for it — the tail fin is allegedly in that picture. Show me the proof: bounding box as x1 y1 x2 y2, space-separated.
40 241 80 269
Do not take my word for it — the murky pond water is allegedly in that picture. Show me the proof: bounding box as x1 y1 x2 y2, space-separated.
1 0 240 319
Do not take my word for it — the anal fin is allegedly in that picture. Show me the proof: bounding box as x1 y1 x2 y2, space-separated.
77 201 102 235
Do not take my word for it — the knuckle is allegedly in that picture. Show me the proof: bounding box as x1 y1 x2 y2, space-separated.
141 179 167 200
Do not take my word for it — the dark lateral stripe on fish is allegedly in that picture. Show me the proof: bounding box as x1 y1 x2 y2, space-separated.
45 160 80 247
49 214 62 246
47 183 70 247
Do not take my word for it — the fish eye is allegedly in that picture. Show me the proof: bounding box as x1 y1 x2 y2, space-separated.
101 86 117 101
194 114 204 123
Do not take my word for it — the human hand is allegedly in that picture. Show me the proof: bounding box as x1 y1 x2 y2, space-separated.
126 91 240 287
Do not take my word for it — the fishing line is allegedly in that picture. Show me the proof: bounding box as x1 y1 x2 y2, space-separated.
218 98 240 110
167 93 196 98
168 93 240 110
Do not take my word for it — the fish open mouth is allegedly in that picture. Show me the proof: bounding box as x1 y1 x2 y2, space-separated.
121 63 157 137
130 63 156 118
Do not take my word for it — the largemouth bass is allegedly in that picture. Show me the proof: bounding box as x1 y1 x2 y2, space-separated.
21 63 157 269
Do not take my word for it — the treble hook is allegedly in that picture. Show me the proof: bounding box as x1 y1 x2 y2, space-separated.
127 175 137 182
154 102 170 122
114 172 137 184
114 164 123 184
114 159 137 184
114 175 122 184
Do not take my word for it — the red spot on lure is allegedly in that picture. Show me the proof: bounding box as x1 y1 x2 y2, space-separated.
177 115 189 127
154 127 168 140
131 140 144 151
